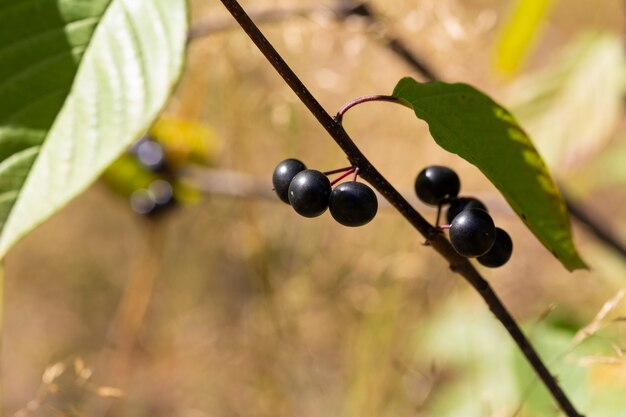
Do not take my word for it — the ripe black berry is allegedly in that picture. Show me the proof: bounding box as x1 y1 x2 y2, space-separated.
272 158 307 204
415 165 460 205
329 181 378 227
477 228 513 268
288 169 332 217
449 208 496 257
446 197 488 224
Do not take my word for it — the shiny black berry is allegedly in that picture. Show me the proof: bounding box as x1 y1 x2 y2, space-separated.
449 208 496 257
329 181 378 227
415 165 460 205
272 159 307 204
446 197 488 224
477 228 513 268
288 169 332 217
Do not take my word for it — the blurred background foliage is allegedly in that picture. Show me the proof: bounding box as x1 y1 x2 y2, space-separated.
4 0 626 416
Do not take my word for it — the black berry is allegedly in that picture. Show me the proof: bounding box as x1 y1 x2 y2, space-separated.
148 179 176 206
288 169 332 217
446 197 488 224
329 181 378 227
477 228 513 268
132 136 166 172
415 165 460 205
272 158 307 204
130 189 156 215
449 208 496 257
129 179 177 217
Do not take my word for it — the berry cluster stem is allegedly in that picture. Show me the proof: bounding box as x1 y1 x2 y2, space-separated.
330 167 356 186
323 166 354 176
435 203 443 227
217 1 583 416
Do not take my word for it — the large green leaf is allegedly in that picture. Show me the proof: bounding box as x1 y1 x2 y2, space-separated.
0 0 188 257
393 77 586 271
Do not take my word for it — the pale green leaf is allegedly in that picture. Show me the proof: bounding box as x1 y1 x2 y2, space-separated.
567 136 626 196
507 32 626 169
0 0 189 257
393 77 586 271
514 317 626 417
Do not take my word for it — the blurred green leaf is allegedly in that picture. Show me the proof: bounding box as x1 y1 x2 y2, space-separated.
416 296 517 417
393 77 586 271
101 155 161 199
514 315 626 417
0 0 189 257
514 319 589 415
567 137 626 196
494 0 556 75
507 32 626 170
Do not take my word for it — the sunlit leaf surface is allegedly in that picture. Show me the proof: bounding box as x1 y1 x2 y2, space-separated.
0 0 188 257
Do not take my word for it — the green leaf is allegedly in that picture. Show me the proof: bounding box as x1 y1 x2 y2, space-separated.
393 77 586 271
0 0 189 257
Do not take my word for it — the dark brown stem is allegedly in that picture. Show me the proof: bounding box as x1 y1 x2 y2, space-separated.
217 1 584 416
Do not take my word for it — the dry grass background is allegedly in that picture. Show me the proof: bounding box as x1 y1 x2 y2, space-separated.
3 0 626 416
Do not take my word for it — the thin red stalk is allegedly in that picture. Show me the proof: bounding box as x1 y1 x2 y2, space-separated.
335 95 407 124
330 168 356 186
352 167 360 182
324 166 354 176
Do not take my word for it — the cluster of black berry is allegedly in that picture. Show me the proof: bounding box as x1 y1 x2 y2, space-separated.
415 165 513 268
128 135 177 217
272 159 378 227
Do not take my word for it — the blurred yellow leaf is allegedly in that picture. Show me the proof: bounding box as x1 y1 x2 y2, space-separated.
150 116 219 168
494 0 556 75
588 360 626 387
95 386 124 398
